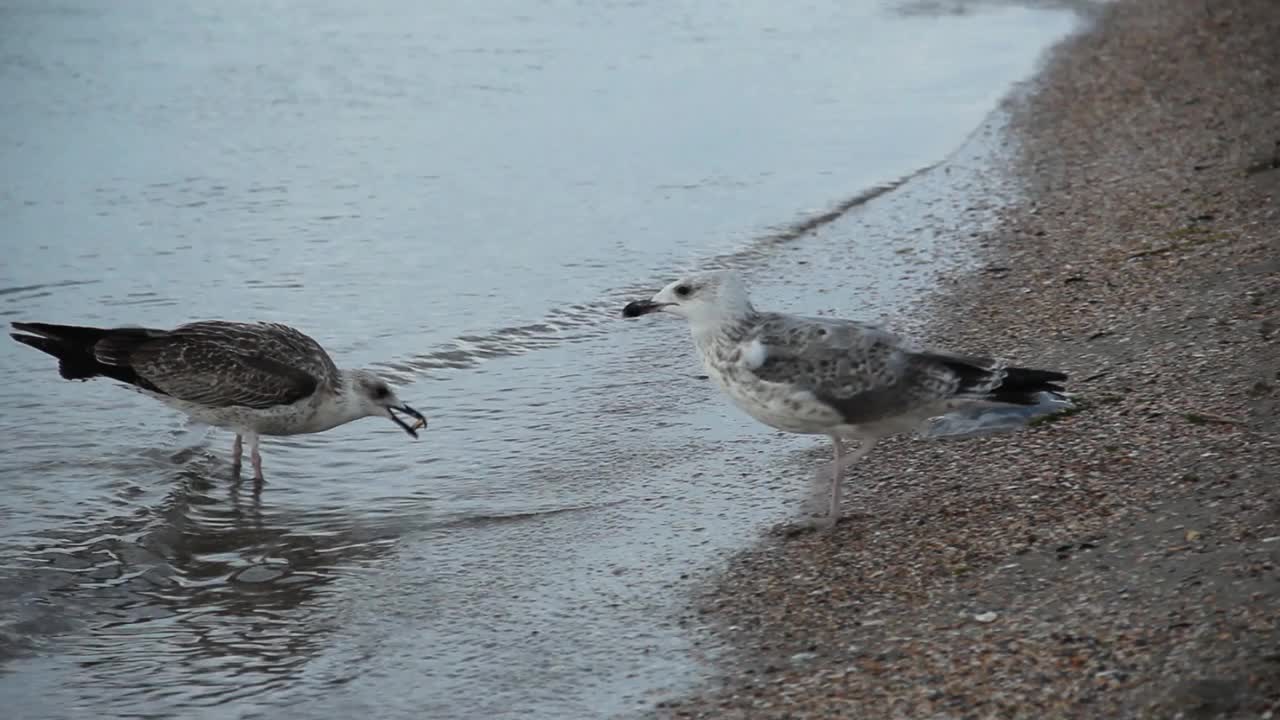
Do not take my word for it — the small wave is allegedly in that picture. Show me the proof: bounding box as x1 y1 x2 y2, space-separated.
0 279 101 299
431 499 627 530
102 292 179 308
375 299 625 381
696 165 938 272
374 167 935 383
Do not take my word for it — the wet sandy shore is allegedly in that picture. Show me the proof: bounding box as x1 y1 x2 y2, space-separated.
657 0 1280 717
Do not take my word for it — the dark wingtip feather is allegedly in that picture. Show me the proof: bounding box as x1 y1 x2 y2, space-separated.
989 366 1069 405
11 330 98 380
1002 366 1069 389
10 330 49 351
11 321 173 394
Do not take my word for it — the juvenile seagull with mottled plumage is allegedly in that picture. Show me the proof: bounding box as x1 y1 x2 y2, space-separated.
623 271 1068 530
11 320 427 481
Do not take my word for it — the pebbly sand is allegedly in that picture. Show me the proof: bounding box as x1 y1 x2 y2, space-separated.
656 0 1280 718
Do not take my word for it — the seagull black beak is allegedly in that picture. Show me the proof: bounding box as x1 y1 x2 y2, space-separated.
622 300 671 318
388 404 428 438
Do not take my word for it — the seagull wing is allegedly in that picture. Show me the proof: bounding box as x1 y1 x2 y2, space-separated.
125 321 333 409
746 313 963 424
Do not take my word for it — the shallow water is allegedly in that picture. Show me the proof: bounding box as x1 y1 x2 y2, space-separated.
0 1 1078 717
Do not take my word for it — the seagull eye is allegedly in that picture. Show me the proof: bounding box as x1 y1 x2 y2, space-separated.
373 386 390 400
674 284 692 298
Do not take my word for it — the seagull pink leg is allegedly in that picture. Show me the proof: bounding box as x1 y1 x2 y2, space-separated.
823 436 878 531
247 433 264 482
827 436 845 527
231 434 243 475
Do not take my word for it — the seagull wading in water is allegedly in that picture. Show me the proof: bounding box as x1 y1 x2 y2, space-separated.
11 320 428 481
622 271 1068 529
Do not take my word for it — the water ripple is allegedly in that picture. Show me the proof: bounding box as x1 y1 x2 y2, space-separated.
0 279 101 299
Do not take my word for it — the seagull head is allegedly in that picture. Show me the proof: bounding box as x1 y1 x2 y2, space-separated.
348 370 428 438
622 271 754 331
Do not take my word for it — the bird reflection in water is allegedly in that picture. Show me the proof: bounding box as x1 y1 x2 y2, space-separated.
11 460 404 709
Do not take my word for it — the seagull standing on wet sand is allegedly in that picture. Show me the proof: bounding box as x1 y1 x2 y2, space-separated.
10 320 428 481
622 271 1068 530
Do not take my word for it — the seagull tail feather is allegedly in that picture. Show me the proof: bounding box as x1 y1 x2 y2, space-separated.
934 354 1068 406
10 322 161 391
986 366 1069 405
11 322 112 381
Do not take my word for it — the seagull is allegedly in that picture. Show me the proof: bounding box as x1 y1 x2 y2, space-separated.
622 271 1068 530
10 320 428 481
